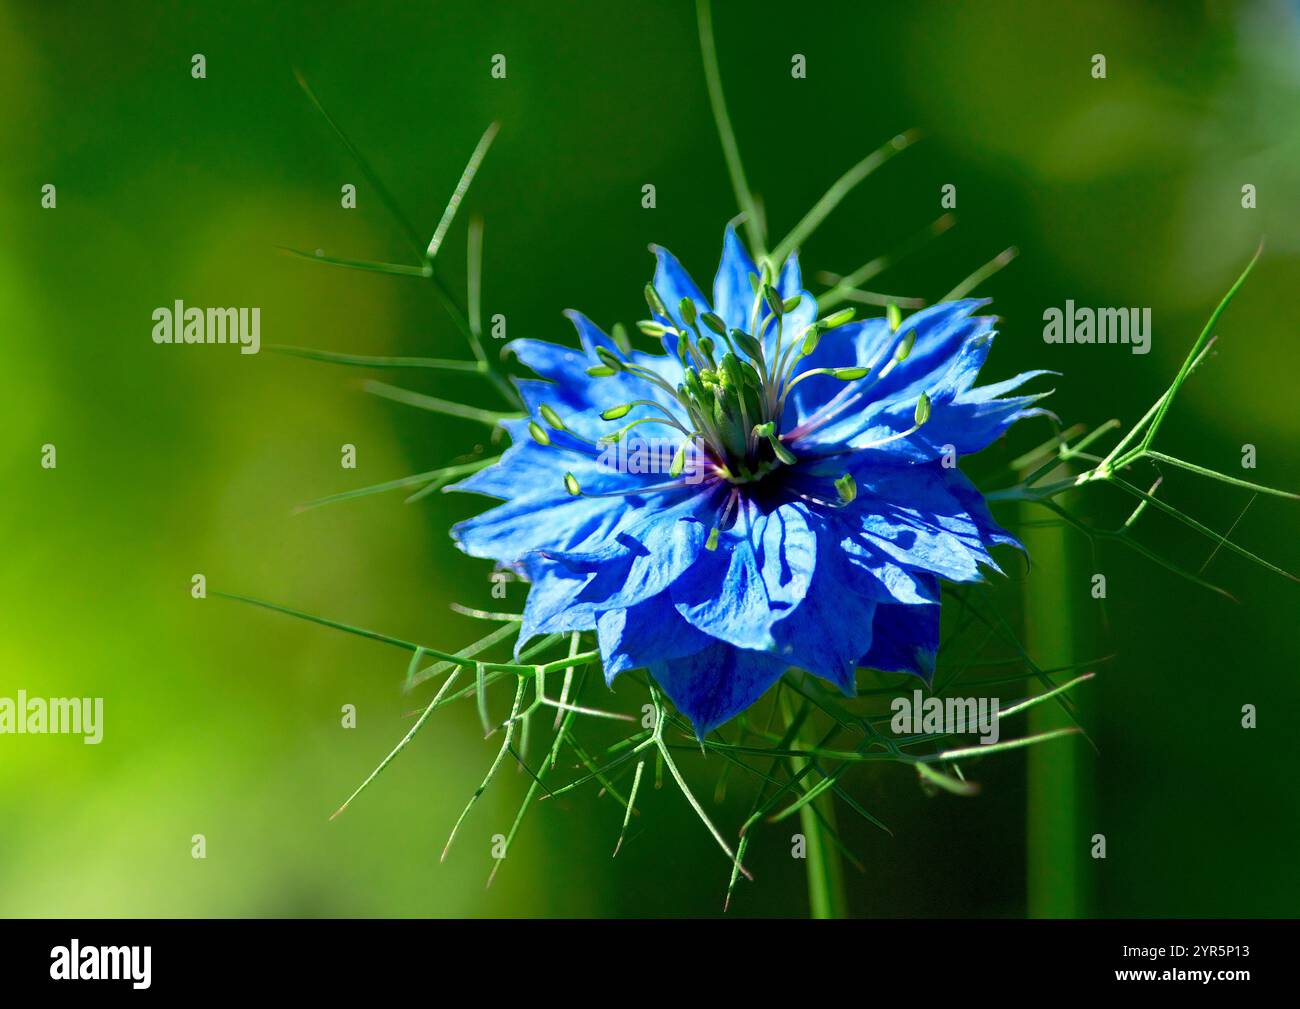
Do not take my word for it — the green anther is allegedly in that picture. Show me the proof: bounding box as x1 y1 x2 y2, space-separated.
611 322 631 353
669 442 687 478
800 326 822 357
747 271 761 293
601 403 634 421
637 320 669 337
894 330 916 361
645 283 668 317
753 421 797 465
705 526 721 551
887 303 902 332
701 312 727 335
835 472 857 505
731 329 765 364
770 438 797 465
698 335 716 358
586 365 616 377
539 404 565 430
914 391 932 426
822 308 856 329
679 297 697 327
830 367 870 380
763 284 784 317
563 472 581 496
528 421 551 446
596 346 625 371
782 294 802 313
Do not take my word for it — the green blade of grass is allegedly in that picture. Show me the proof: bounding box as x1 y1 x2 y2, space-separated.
427 122 499 260
770 129 920 268
1141 241 1263 451
362 379 523 426
696 0 764 255
329 665 463 821
941 246 1018 301
268 344 481 373
292 459 494 514
293 68 425 257
278 245 429 277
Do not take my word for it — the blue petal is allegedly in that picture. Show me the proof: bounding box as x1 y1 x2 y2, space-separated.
864 300 994 404
770 523 877 692
712 224 759 332
858 596 939 681
551 485 722 611
515 555 598 651
837 462 1005 583
820 508 942 605
563 309 620 357
776 251 803 298
671 499 817 651
650 244 710 333
596 592 713 683
649 643 789 736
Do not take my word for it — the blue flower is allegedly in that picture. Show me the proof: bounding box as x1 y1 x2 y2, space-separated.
451 226 1048 735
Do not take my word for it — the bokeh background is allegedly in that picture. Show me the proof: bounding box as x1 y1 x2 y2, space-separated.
3 0 1298 917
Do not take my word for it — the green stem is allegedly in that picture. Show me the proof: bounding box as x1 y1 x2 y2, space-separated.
696 0 765 256
798 793 847 919
787 699 847 918
1020 496 1094 918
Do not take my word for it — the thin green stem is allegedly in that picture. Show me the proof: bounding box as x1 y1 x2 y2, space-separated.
783 694 847 918
696 0 764 256
771 130 919 268
363 379 523 427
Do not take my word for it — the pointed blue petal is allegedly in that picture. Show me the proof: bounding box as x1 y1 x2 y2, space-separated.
858 596 939 682
712 224 759 333
596 592 713 683
649 643 789 736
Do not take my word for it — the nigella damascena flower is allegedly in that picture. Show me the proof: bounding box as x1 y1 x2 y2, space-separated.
451 226 1048 735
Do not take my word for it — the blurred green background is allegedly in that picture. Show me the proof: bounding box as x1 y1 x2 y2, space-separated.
3 0 1298 917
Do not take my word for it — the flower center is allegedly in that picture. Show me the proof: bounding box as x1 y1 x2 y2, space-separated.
605 269 862 486
534 260 932 527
